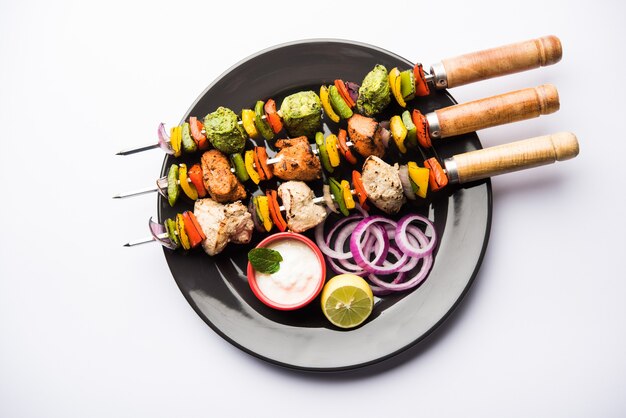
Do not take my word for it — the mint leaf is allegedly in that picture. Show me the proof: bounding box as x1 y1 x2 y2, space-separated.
248 248 283 274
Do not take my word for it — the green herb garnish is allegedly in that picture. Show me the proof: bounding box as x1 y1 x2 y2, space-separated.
248 248 283 274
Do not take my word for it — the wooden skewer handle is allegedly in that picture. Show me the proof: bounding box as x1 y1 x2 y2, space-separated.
440 35 562 88
433 84 560 139
445 132 579 184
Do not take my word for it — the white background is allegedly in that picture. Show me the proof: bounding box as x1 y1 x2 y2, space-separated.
1 0 625 416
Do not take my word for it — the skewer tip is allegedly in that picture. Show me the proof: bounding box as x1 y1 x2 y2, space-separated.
123 243 130 247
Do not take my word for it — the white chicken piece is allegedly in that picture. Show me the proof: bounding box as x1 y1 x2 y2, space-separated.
193 198 253 256
277 181 327 233
361 156 406 214
223 201 254 244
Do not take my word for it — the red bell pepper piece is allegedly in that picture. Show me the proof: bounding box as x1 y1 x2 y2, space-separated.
413 63 431 97
182 211 206 248
187 164 207 198
351 170 369 211
266 190 287 232
337 128 357 165
254 146 273 180
189 117 209 150
334 79 355 109
264 99 283 134
424 157 448 192
411 110 432 148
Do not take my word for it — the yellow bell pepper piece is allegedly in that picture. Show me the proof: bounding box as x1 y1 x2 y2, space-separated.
390 115 408 153
388 67 406 108
178 163 198 200
340 180 356 210
407 161 430 198
325 134 341 167
170 125 182 157
257 196 273 232
244 150 261 184
176 214 191 250
241 109 260 139
320 85 341 123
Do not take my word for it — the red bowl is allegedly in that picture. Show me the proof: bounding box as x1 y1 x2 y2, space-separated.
247 232 326 310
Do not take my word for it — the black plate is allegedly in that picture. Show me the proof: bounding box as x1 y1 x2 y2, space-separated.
158 39 491 371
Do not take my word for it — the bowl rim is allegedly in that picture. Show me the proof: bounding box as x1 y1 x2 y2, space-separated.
246 232 327 311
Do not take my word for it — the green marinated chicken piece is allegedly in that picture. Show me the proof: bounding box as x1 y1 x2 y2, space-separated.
203 106 247 154
280 91 322 138
357 64 391 116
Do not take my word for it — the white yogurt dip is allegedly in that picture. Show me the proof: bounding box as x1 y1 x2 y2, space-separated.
254 238 323 307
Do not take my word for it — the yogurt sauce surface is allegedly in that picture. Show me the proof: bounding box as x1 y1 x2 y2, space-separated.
255 238 323 306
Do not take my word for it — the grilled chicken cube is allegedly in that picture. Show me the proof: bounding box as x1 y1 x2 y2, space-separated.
193 198 253 256
271 136 322 181
361 156 405 214
347 114 385 158
277 181 327 233
201 149 247 203
223 201 254 244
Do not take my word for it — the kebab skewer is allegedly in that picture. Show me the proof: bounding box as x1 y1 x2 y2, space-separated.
129 132 579 254
117 36 562 157
114 84 560 203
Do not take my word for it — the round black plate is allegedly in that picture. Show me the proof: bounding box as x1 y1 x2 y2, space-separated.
158 39 492 371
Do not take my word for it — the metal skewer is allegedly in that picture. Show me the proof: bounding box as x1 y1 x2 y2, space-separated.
116 143 161 156
113 185 162 199
124 130 580 248
123 195 328 247
117 115 272 156
114 69 437 157
116 36 562 157
124 232 168 247
113 144 359 199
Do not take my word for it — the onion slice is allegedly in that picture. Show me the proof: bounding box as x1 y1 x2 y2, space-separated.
350 216 410 275
323 185 338 214
379 126 391 149
395 214 437 258
345 81 360 105
317 209 438 295
148 217 176 250
248 199 265 232
368 229 433 292
315 214 363 260
157 123 175 155
398 165 417 201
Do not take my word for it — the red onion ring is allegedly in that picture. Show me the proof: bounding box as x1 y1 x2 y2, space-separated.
334 225 387 273
157 123 175 155
367 228 433 292
398 165 417 201
316 209 437 295
148 217 176 250
323 185 338 214
315 214 363 259
350 216 411 275
395 214 437 258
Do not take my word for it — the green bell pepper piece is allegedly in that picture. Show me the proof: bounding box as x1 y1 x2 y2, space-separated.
229 153 250 182
402 110 418 148
328 85 353 120
181 122 197 153
167 164 180 207
315 132 333 173
254 100 274 141
329 177 349 216
400 70 416 101
164 218 180 249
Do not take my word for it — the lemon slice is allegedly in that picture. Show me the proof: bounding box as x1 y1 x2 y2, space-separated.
321 274 374 329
